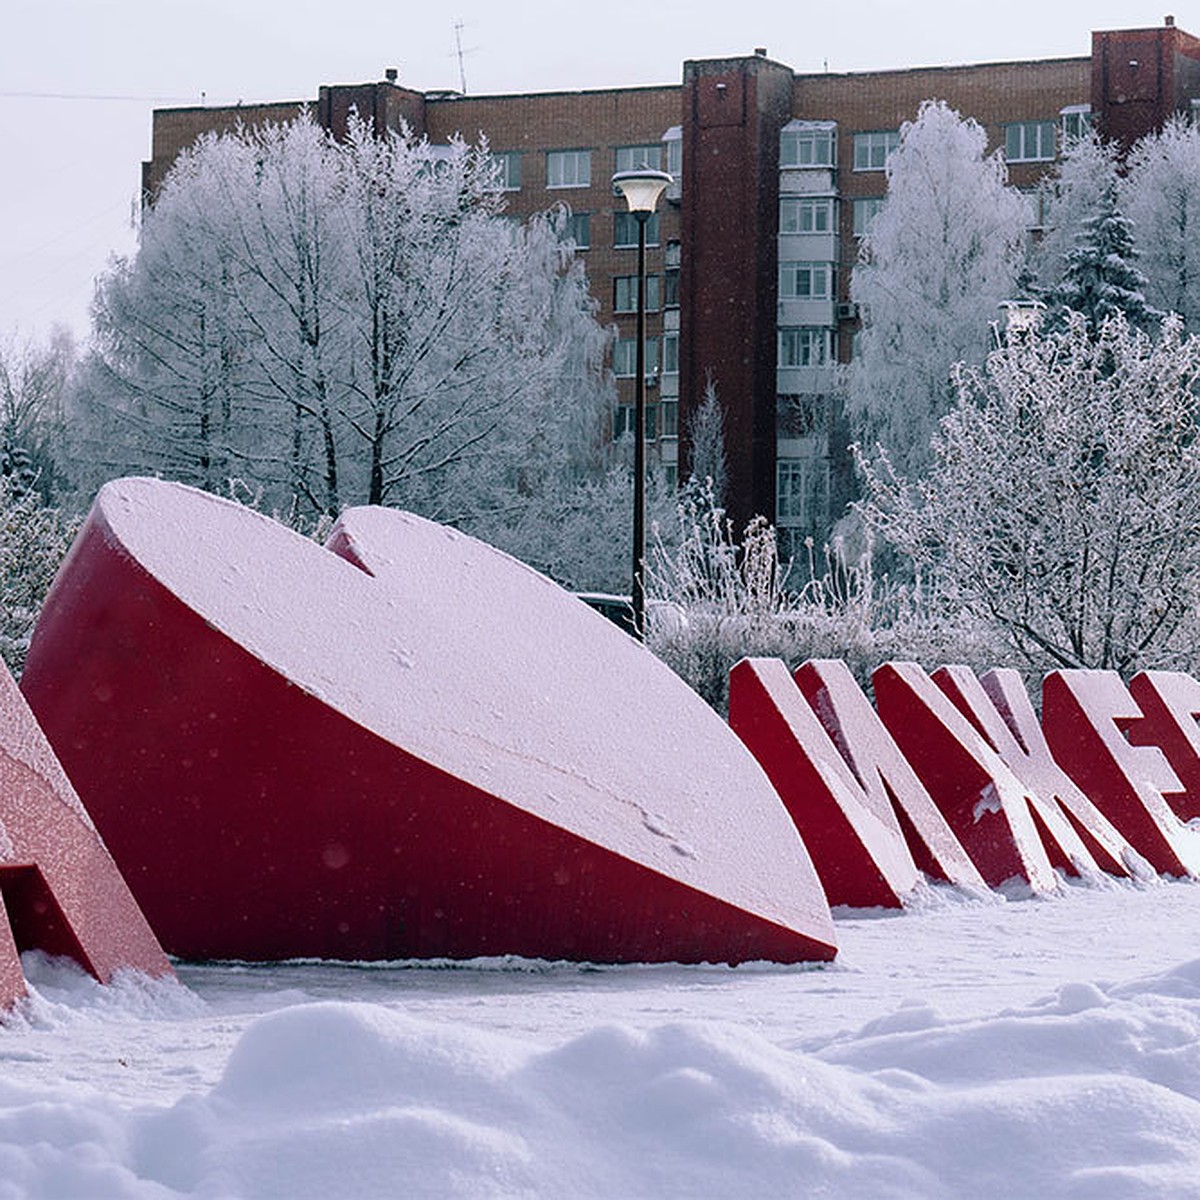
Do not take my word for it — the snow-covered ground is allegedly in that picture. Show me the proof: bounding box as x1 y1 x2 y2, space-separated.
4 877 1200 1198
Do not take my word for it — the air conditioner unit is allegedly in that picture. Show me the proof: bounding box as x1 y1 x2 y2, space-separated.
836 301 859 321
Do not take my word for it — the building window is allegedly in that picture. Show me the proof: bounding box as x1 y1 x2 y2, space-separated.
660 399 679 439
664 128 683 180
853 131 900 172
662 332 679 375
778 327 831 367
565 211 590 249
1060 106 1092 145
852 197 886 238
777 457 829 528
1004 121 1055 162
613 336 660 377
780 124 836 168
664 267 679 307
1020 188 1047 230
779 261 833 300
547 149 592 188
615 144 663 173
613 404 658 440
780 196 834 234
613 274 661 313
614 211 660 248
490 151 522 191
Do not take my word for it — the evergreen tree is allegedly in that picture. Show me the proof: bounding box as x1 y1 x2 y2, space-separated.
1046 179 1160 335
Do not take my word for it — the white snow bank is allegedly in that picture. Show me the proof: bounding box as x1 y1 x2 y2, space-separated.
6 881 1200 1199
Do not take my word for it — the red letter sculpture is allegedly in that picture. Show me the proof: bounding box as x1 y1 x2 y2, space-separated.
933 665 1136 878
22 479 836 965
1042 670 1200 877
1128 670 1200 822
792 659 985 891
873 662 1086 892
729 657 922 908
0 659 169 1007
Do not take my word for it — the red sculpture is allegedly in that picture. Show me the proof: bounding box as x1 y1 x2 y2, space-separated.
792 659 985 891
729 657 921 908
1128 670 1200 821
0 659 170 1007
872 663 1066 892
933 665 1134 878
21 479 836 965
1042 670 1200 877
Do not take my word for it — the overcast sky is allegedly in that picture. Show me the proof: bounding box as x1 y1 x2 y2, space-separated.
0 0 1183 343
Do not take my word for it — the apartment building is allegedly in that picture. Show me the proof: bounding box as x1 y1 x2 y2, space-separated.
141 18 1200 541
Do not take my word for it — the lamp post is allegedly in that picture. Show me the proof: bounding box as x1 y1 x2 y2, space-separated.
612 168 672 641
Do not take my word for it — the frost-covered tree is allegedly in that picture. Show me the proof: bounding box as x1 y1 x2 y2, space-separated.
859 312 1200 674
847 99 1029 477
685 375 727 508
1033 129 1119 294
79 113 612 531
1046 178 1160 335
0 327 75 500
1122 115 1200 330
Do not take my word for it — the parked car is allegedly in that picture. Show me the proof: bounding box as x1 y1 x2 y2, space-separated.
574 593 687 639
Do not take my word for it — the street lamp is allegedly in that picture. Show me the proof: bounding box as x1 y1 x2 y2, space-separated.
612 167 672 641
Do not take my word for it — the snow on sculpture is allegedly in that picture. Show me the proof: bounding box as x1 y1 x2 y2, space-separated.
792 659 985 891
872 663 1068 892
1128 670 1200 822
728 657 921 908
1042 670 1200 877
20 478 836 965
933 665 1135 878
0 659 170 1007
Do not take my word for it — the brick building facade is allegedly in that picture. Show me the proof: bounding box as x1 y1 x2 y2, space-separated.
141 18 1200 540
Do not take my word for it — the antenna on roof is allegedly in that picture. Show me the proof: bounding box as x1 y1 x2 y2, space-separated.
454 20 469 94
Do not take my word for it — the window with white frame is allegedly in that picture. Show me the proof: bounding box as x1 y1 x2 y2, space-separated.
613 274 661 313
663 128 683 180
547 149 592 188
778 327 831 367
1060 106 1092 145
853 131 900 171
615 144 663 173
780 124 836 168
1004 121 1055 162
852 196 886 237
490 151 522 191
779 261 833 300
777 457 829 528
780 196 834 234
660 399 679 439
614 211 660 248
565 211 590 249
613 336 660 377
613 403 659 440
662 332 679 375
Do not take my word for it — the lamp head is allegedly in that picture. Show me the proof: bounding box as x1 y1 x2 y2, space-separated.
612 169 673 214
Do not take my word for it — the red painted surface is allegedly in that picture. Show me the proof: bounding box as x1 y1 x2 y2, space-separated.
729 658 914 908
22 480 836 965
0 660 170 1007
934 666 1133 878
1042 670 1200 877
872 663 1061 892
792 660 985 891
1128 670 1200 821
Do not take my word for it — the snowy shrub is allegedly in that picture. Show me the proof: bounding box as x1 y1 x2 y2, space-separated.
647 486 1002 712
0 478 79 676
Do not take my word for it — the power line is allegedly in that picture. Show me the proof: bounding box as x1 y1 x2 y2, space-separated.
0 89 243 105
